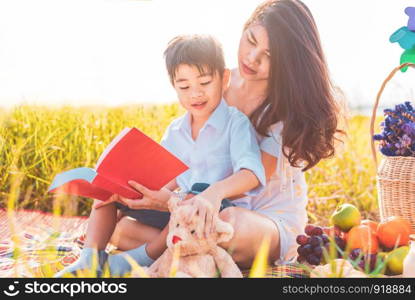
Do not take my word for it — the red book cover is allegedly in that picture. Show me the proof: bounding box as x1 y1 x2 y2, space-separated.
48 127 188 207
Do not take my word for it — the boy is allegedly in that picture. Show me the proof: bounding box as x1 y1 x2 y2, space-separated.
55 34 265 277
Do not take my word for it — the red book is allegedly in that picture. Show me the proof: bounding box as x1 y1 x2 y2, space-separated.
48 127 188 208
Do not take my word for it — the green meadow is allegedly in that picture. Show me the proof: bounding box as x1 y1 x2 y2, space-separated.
0 104 381 224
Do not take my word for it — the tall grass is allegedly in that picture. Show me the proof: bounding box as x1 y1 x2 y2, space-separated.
0 104 385 277
0 104 184 216
0 104 381 224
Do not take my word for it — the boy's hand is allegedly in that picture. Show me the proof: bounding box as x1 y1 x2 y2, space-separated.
119 181 171 212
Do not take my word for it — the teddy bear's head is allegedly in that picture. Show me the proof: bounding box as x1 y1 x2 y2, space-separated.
165 195 234 256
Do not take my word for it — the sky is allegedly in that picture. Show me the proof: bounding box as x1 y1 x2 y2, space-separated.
0 0 414 111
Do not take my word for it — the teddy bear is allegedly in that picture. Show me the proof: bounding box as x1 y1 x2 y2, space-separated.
145 195 243 278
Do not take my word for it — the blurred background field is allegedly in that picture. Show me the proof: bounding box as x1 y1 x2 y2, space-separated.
0 104 382 224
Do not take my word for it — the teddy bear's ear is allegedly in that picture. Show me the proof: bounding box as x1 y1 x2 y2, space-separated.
168 194 180 212
216 219 234 243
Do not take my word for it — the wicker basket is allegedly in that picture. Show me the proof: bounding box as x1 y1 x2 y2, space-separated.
370 63 415 232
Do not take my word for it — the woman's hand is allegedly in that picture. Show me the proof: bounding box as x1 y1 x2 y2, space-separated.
118 180 172 212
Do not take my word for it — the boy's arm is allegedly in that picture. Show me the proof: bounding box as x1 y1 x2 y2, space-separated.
200 169 259 207
229 115 266 195
182 170 258 237
227 150 278 200
117 178 178 211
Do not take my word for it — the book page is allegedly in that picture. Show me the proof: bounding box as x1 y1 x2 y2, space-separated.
95 127 131 169
95 127 189 191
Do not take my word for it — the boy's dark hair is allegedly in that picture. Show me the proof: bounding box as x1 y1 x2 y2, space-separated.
164 34 225 83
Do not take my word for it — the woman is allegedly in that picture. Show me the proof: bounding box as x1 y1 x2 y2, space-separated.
108 0 344 269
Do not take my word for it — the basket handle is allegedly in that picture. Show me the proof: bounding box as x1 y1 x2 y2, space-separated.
370 63 415 170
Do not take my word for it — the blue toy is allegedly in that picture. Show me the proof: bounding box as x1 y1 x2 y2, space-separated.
405 7 415 31
389 26 415 50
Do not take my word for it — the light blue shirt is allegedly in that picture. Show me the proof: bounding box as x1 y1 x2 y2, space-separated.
160 99 265 196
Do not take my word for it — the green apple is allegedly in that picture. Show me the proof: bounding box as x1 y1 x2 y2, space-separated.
330 204 361 232
386 246 409 275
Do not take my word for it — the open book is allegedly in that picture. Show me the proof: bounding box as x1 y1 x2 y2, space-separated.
48 127 188 208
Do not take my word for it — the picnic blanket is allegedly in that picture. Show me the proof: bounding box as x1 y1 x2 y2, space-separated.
0 209 308 278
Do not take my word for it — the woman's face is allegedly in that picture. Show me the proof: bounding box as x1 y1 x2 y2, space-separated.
238 24 271 81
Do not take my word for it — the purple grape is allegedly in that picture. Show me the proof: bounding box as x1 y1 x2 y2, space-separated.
313 246 323 256
310 236 322 247
321 234 329 243
358 260 365 270
311 227 323 236
297 256 306 263
305 225 315 236
335 236 346 250
297 244 312 257
324 242 331 251
306 254 321 266
303 244 312 255
296 234 309 246
297 245 306 257
349 248 362 260
365 254 377 271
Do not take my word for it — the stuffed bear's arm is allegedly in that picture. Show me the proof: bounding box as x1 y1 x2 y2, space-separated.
212 247 243 278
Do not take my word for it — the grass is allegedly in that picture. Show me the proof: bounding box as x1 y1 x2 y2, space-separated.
0 104 385 277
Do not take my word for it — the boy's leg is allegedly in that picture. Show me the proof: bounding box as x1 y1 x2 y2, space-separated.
54 199 118 277
84 199 118 249
109 216 161 251
107 223 169 276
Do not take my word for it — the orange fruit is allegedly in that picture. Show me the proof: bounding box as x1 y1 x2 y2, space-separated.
361 219 379 235
377 216 411 249
347 225 379 254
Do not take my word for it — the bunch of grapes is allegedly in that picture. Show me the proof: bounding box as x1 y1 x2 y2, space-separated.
348 249 379 273
296 224 346 265
373 101 415 156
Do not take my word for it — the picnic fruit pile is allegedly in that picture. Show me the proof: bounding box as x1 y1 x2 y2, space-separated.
296 203 414 275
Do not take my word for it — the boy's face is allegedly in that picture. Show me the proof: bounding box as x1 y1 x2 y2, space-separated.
172 64 229 121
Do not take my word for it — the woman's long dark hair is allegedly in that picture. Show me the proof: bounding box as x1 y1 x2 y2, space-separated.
246 0 345 171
